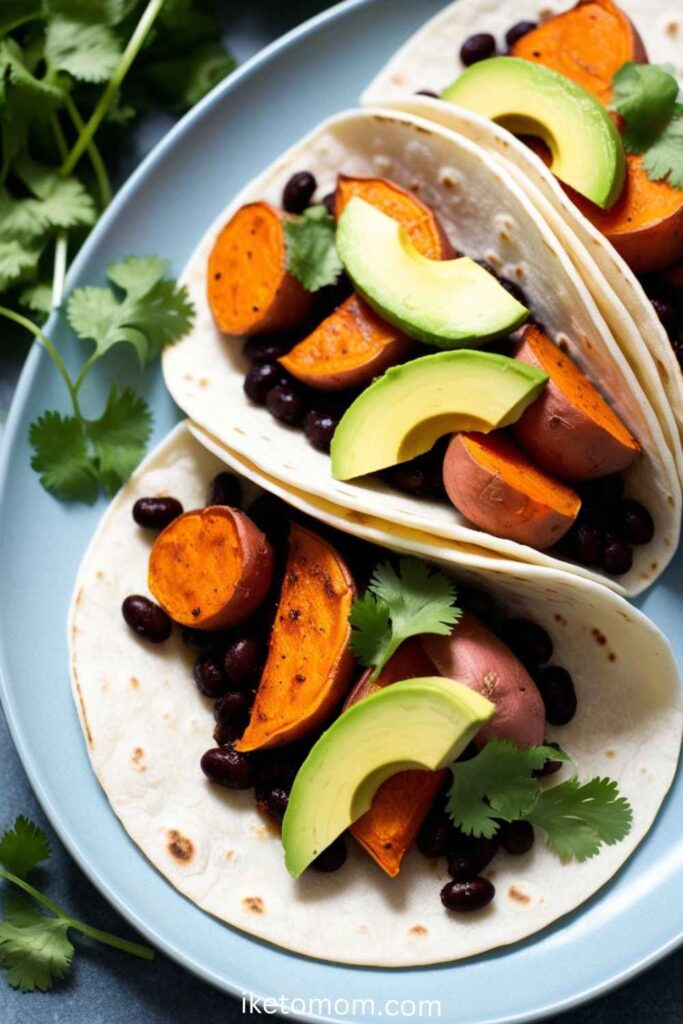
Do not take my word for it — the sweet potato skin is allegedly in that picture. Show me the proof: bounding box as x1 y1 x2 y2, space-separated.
148 506 274 630
512 325 640 480
207 201 313 335
279 293 414 390
421 612 546 749
443 432 580 550
345 640 447 877
236 523 356 751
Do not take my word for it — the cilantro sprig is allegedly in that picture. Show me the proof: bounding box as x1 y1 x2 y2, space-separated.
0 816 153 991
611 62 683 190
1 253 194 501
349 557 462 682
284 204 343 292
446 740 633 862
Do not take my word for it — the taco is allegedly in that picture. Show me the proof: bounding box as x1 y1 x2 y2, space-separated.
162 107 680 596
362 0 683 467
69 422 681 966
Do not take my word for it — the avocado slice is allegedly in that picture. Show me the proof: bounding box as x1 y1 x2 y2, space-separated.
282 676 493 878
330 349 547 481
336 197 528 347
442 57 625 209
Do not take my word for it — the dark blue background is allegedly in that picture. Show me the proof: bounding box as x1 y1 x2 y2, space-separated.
1 3 682 1020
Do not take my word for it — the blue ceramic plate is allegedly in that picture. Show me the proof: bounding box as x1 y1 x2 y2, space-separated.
1 1 682 1020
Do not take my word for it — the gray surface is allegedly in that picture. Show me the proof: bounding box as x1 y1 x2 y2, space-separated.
1 2 682 1020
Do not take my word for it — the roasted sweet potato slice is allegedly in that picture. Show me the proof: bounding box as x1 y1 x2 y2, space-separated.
207 201 313 335
148 506 274 630
346 639 447 878
512 324 641 480
280 177 454 390
443 431 581 550
236 523 356 751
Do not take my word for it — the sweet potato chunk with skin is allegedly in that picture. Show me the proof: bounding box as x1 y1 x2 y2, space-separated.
148 506 274 630
236 523 356 751
345 639 448 878
422 613 546 749
512 324 641 480
443 432 581 550
279 293 414 390
207 201 313 335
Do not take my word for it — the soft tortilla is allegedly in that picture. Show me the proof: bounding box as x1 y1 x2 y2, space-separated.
362 0 683 470
161 107 680 597
69 422 682 966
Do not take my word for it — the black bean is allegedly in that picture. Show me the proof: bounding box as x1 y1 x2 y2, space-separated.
200 745 255 789
132 496 183 530
458 586 499 628
616 499 655 545
533 741 564 778
261 784 290 822
180 625 223 652
601 535 633 576
213 722 236 747
446 855 479 880
214 690 251 739
122 595 172 643
321 191 336 216
304 409 339 453
460 33 496 66
449 830 500 871
499 618 553 668
415 88 440 98
266 382 306 425
243 335 292 365
579 473 624 508
499 820 535 855
536 666 577 726
193 652 228 699
441 877 495 912
311 835 347 872
505 20 537 47
570 521 602 566
244 362 283 404
224 635 264 688
382 459 444 499
282 171 317 214
207 471 241 509
417 812 454 858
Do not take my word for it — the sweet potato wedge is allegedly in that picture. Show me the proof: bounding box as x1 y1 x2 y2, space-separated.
345 639 448 878
422 612 546 749
512 325 640 480
278 293 414 390
148 506 274 630
207 201 313 335
236 523 356 751
443 432 581 550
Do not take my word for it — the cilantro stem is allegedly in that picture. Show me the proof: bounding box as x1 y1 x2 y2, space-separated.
60 0 165 179
0 867 154 961
51 233 68 311
0 307 82 418
50 112 69 162
62 94 112 208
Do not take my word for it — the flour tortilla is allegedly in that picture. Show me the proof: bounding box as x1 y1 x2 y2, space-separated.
69 422 682 966
362 0 683 472
161 107 680 597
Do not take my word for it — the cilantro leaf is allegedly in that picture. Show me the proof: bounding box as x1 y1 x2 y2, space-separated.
85 385 152 495
29 412 99 502
0 915 73 992
349 557 461 681
612 62 679 152
0 236 42 290
527 776 633 862
19 281 53 315
642 117 683 190
0 1 42 37
284 205 343 292
0 817 50 879
446 741 566 838
45 13 122 83
67 255 194 366
141 42 236 113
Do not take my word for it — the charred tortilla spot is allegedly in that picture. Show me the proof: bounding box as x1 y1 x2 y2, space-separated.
509 885 531 904
242 896 264 914
129 676 140 689
167 830 194 863
410 925 428 935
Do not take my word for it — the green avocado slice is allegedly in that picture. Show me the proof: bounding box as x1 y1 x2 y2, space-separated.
442 57 625 209
336 197 529 348
330 349 548 481
281 676 493 879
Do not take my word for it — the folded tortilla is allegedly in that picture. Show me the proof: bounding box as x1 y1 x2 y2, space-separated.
162 108 680 598
69 422 681 966
362 0 683 475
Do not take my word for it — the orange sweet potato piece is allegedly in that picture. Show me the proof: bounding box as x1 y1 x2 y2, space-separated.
279 177 455 390
512 324 641 480
148 506 274 630
345 639 448 878
207 201 313 335
443 432 581 550
236 523 356 751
